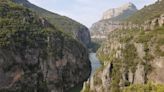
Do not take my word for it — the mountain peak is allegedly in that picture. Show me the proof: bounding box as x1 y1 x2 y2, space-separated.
102 2 137 20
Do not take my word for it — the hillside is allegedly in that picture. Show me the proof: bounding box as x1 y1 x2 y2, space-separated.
0 0 91 91
82 1 164 92
127 0 164 24
13 0 91 47
92 26 164 92
83 17 164 92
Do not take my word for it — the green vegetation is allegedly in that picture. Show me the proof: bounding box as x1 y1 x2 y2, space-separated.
123 83 164 92
122 44 138 73
0 1 88 92
0 0 46 49
110 59 122 92
127 0 164 24
135 32 153 43
96 25 164 91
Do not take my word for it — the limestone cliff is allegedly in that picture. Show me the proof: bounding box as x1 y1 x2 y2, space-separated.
0 0 91 92
90 3 137 40
102 3 137 20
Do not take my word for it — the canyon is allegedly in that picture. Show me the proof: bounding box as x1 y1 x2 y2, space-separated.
0 0 164 92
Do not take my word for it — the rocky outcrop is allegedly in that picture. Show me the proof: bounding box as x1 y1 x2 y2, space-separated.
144 14 164 30
102 3 137 20
149 57 164 84
13 0 91 47
0 1 91 92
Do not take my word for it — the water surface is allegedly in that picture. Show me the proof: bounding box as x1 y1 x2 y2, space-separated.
68 53 101 92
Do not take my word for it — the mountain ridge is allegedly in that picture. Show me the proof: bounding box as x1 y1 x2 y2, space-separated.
12 0 91 47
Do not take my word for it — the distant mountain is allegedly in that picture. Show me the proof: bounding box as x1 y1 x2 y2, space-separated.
13 0 91 47
90 3 137 40
102 2 137 21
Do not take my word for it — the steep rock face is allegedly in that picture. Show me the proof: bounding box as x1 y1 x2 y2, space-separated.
102 3 137 20
144 14 164 30
13 0 91 47
90 3 137 40
0 1 91 92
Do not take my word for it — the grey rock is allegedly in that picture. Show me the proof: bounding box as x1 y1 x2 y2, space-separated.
0 36 91 92
102 3 137 20
134 64 146 84
91 3 137 40
159 14 164 27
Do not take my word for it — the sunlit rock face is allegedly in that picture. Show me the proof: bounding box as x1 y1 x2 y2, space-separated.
102 2 137 20
90 3 137 40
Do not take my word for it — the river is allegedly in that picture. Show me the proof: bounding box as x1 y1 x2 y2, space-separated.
68 53 101 92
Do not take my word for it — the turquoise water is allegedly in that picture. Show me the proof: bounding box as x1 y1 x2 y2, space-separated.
68 53 101 92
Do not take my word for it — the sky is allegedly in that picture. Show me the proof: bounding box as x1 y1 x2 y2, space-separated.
28 0 157 27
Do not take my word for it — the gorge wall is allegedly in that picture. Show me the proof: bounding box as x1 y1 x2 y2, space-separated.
82 0 164 92
0 0 91 92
